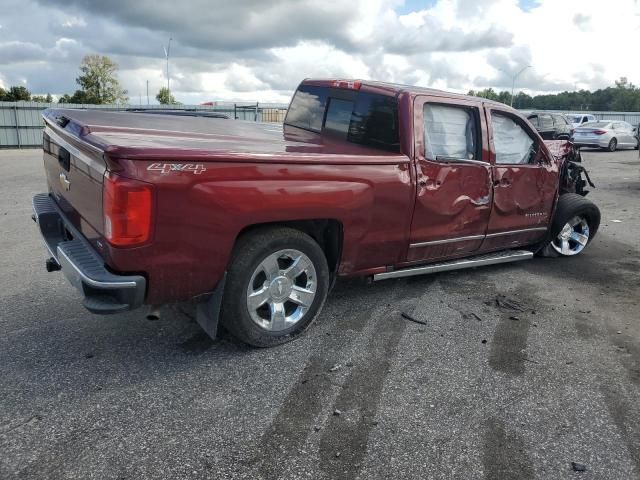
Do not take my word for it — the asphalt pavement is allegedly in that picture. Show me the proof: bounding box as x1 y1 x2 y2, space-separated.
1 147 639 479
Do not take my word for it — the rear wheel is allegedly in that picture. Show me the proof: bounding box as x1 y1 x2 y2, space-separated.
538 194 600 258
221 227 329 347
606 138 617 152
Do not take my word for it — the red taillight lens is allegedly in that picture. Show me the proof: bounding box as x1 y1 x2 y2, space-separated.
103 172 153 246
331 79 361 90
593 130 606 135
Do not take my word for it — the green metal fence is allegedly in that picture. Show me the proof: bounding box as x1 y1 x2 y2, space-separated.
0 101 288 148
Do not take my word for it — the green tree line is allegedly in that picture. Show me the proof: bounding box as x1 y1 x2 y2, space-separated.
1 55 177 105
468 77 640 111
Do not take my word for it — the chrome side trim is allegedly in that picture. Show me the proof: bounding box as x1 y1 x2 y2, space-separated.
409 227 546 249
373 250 533 281
485 227 547 238
410 234 485 249
433 156 491 166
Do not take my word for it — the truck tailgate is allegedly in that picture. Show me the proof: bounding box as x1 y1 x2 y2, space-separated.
42 118 106 243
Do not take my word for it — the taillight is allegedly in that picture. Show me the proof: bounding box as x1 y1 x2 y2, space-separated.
331 79 361 90
593 130 606 135
103 172 153 246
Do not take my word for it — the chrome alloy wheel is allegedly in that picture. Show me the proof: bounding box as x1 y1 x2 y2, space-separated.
246 249 317 331
551 215 590 256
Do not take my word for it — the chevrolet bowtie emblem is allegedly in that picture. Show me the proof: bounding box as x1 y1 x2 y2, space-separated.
59 172 71 191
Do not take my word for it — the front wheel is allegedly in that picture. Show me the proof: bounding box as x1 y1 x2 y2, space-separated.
538 194 600 257
221 227 329 347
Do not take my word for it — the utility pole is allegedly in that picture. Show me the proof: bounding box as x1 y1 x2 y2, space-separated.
146 80 149 105
163 37 173 95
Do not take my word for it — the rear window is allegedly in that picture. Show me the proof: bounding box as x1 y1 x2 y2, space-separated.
285 84 400 152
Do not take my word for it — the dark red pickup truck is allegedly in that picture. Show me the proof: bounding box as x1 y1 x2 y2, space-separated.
33 79 599 346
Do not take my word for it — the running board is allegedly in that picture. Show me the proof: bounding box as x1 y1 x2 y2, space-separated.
373 250 534 281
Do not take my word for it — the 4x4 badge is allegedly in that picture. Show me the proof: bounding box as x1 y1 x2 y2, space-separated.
147 163 206 175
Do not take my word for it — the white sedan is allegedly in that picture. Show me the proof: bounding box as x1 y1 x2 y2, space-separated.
571 121 640 151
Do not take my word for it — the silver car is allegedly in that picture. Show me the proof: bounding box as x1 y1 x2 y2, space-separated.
571 121 640 152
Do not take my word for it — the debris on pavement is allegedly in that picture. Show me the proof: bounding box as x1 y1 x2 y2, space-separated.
611 219 622 223
333 409 342 416
329 364 341 372
401 312 427 325
481 339 487 344
486 294 526 312
509 315 520 321
571 462 587 472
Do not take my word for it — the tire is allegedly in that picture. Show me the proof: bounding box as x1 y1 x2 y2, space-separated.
221 227 329 347
605 138 617 152
538 193 600 257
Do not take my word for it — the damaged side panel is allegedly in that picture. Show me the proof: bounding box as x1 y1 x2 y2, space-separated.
545 140 595 196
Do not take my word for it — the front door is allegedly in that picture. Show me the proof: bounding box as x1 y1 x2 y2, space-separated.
483 106 557 250
407 96 492 263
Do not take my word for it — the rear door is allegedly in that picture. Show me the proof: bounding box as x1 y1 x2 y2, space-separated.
407 96 492 263
483 106 556 250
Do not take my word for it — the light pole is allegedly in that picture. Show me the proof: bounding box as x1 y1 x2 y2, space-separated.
163 37 173 95
508 65 532 107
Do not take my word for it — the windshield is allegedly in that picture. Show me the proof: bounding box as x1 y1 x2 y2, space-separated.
570 115 582 123
285 84 400 152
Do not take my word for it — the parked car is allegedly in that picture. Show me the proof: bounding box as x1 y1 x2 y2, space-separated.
572 120 640 151
526 112 572 139
32 79 599 347
568 114 597 129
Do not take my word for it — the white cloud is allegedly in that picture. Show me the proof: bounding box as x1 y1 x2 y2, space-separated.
0 0 639 102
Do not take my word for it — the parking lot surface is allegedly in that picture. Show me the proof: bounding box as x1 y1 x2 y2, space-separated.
1 147 639 479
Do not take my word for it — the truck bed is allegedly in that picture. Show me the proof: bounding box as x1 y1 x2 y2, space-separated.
44 109 406 163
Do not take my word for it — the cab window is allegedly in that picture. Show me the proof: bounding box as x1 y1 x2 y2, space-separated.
491 113 535 165
423 104 479 161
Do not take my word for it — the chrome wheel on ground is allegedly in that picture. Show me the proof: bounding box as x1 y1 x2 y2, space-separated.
607 138 617 152
537 193 600 258
221 227 329 347
550 215 590 256
246 249 317 331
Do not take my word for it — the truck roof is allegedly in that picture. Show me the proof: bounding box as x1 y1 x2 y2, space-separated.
301 79 507 108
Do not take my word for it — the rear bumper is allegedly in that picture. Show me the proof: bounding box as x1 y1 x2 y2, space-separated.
32 193 146 314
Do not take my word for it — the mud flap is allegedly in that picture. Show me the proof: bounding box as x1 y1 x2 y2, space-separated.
195 272 227 340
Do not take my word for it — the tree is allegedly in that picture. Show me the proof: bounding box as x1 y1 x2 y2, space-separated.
2 86 31 101
75 54 128 104
32 93 53 103
156 86 179 105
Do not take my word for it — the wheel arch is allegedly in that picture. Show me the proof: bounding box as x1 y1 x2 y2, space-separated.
233 219 343 277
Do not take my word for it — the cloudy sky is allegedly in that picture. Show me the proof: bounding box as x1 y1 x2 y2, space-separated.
1 0 639 104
